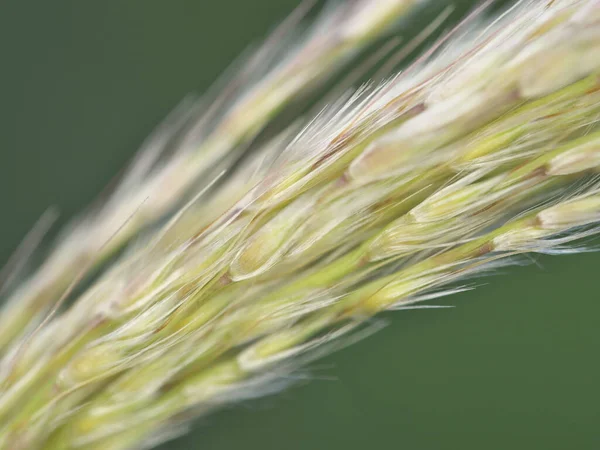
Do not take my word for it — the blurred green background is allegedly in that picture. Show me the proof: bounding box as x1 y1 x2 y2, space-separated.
0 1 598 449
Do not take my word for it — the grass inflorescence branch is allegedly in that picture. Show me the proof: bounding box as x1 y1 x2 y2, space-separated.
1 0 600 448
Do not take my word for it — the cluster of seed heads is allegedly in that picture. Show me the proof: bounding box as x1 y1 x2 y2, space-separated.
1 0 600 448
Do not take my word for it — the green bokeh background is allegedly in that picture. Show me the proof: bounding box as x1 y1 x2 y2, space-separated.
0 1 598 449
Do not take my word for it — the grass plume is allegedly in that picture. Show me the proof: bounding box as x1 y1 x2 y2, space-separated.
1 0 600 448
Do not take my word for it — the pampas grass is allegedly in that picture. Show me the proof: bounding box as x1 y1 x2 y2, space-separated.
1 0 600 448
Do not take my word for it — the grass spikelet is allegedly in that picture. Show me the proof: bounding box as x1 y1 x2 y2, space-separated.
2 0 600 448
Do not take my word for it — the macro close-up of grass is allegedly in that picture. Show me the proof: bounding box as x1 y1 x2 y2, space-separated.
1 0 600 449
